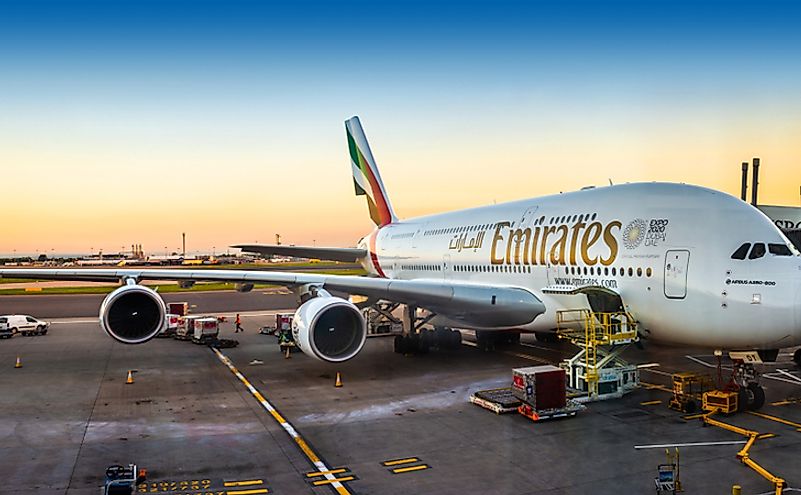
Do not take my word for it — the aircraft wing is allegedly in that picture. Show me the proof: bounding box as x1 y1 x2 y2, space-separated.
232 244 367 263
0 268 544 327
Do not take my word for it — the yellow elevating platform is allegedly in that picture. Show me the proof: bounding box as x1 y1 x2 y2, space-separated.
556 309 640 401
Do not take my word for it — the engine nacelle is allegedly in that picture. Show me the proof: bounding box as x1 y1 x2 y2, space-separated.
292 297 367 362
99 285 166 344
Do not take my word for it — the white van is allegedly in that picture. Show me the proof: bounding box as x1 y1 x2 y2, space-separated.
0 315 50 338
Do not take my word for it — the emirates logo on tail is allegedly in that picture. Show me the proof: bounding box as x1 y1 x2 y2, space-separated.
346 116 397 227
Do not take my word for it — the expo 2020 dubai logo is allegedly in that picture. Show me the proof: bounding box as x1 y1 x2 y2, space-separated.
623 218 646 249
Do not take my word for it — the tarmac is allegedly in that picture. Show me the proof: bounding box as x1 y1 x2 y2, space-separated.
1 293 800 495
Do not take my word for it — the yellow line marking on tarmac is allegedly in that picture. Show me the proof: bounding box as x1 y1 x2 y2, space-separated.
392 465 430 474
382 458 418 466
682 413 706 420
226 489 269 495
224 480 264 487
295 437 321 463
639 381 674 393
747 411 801 431
770 398 801 406
312 476 355 486
640 400 662 406
307 469 347 477
757 433 777 440
270 410 287 424
462 340 552 364
211 348 353 495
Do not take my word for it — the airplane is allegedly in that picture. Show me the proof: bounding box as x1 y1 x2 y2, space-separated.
2 116 800 410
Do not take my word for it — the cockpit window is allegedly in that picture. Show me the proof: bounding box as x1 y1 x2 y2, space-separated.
748 243 766 259
731 243 750 260
768 243 793 256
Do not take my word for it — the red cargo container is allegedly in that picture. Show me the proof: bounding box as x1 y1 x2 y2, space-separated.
275 313 293 331
512 365 566 411
168 302 189 317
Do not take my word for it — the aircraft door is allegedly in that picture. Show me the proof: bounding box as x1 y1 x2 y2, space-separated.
664 250 690 299
411 223 427 249
442 254 452 280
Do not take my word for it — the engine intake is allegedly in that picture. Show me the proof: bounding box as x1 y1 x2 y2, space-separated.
99 285 166 344
292 297 366 362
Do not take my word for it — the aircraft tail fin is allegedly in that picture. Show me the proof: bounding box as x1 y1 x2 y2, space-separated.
346 116 397 227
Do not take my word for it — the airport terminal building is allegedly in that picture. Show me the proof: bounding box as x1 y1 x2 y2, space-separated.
759 204 801 249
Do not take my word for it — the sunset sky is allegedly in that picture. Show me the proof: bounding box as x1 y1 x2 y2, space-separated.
2 1 801 255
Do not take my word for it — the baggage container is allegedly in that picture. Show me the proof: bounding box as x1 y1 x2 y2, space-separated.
512 365 566 410
276 313 293 331
192 317 219 344
168 302 189 317
176 315 204 340
158 314 180 337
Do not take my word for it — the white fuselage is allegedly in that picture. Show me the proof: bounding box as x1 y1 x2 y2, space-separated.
358 183 801 350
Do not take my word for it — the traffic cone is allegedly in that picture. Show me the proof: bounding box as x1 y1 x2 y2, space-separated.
14 356 22 368
125 370 134 384
334 372 342 388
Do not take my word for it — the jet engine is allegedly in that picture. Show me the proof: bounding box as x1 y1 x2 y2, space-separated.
99 284 166 344
292 296 366 362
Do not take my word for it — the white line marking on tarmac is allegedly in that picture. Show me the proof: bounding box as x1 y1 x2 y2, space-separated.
634 440 747 449
764 373 801 386
684 355 721 369
774 369 801 384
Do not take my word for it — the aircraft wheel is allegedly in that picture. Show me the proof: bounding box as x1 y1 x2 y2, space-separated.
418 334 430 354
393 335 405 354
407 334 421 354
794 348 801 367
448 329 462 349
747 383 765 410
737 387 749 413
475 331 495 351
535 331 558 344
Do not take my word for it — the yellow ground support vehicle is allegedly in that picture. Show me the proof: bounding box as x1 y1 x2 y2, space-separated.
668 372 712 413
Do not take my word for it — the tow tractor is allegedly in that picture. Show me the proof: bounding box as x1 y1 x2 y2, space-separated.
102 463 145 495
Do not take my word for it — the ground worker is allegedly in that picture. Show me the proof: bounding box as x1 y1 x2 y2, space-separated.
235 313 244 333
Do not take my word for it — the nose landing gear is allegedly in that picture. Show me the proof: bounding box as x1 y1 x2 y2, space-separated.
726 358 765 412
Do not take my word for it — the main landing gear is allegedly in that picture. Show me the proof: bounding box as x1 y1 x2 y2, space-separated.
390 304 462 355
475 330 520 351
394 326 462 354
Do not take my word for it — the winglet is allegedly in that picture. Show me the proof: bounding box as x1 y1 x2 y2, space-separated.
346 116 397 227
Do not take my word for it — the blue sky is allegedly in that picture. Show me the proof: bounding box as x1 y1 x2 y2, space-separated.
2 1 801 254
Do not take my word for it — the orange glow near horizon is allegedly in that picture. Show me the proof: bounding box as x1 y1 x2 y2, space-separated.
4 116 801 255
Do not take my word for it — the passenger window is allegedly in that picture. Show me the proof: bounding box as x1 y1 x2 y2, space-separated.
749 243 766 259
768 243 792 256
26 317 36 323
731 243 750 260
